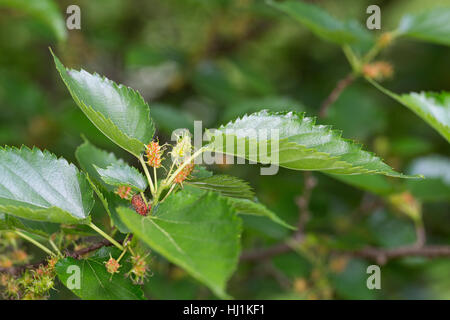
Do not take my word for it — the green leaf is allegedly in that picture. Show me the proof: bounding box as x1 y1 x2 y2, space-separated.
368 79 450 143
52 51 155 157
0 213 60 237
0 213 60 239
184 180 292 229
55 247 145 300
327 174 399 196
86 175 130 233
0 213 9 230
407 155 450 202
187 175 254 200
75 138 126 192
0 0 67 41
206 110 412 177
0 146 94 224
397 7 450 46
228 197 295 230
103 192 132 233
95 163 147 192
269 0 373 46
117 189 242 299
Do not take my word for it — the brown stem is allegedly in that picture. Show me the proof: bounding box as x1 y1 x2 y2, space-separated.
241 237 450 264
0 238 123 275
347 245 450 265
295 171 317 234
241 172 316 262
414 224 426 248
319 73 355 118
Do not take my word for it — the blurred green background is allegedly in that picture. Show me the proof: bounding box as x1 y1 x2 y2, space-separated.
0 0 449 299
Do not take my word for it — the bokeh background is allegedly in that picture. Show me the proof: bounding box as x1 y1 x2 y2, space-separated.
0 0 449 299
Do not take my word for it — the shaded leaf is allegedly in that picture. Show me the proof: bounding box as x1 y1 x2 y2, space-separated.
0 146 94 224
0 213 60 237
187 175 254 200
95 163 147 192
52 51 154 157
407 155 450 202
86 175 130 233
327 174 398 196
117 189 242 298
269 0 373 46
228 197 295 230
369 79 450 142
55 247 145 300
75 138 125 192
0 0 67 41
397 7 450 46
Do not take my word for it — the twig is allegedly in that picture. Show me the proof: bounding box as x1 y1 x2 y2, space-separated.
347 245 450 265
88 222 124 251
319 73 355 118
414 223 426 248
241 172 317 261
0 238 123 275
295 172 317 234
240 173 450 264
240 242 292 261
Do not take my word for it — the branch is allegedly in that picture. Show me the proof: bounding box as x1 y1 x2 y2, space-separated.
241 237 450 264
295 171 317 234
241 172 316 262
319 73 355 118
348 245 450 265
0 238 121 275
240 242 292 261
240 175 450 264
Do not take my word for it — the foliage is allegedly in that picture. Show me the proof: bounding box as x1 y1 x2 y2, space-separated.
0 0 449 301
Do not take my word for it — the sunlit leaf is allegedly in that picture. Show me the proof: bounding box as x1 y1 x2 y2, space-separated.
55 247 145 300
206 110 414 177
117 189 242 298
52 51 155 157
0 146 94 224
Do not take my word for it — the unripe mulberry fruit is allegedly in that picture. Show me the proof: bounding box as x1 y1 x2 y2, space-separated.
146 141 163 168
104 255 120 274
116 185 132 200
362 61 393 81
174 163 194 184
131 194 150 216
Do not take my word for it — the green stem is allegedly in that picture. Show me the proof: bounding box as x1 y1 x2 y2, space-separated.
15 230 55 257
140 191 149 207
117 248 127 263
163 161 177 186
139 155 155 195
160 184 176 203
89 222 124 251
49 238 62 257
164 147 207 187
153 167 158 193
342 45 361 72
